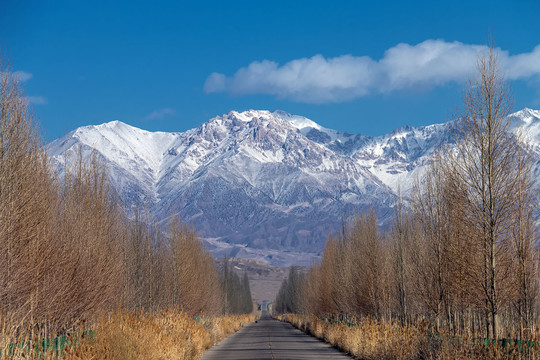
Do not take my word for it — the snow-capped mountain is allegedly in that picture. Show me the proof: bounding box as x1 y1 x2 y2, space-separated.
48 108 540 266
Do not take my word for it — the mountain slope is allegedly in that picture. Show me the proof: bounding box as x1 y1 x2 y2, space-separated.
48 109 540 266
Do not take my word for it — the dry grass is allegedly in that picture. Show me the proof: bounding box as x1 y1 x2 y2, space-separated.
277 314 538 360
277 314 424 359
1 309 255 359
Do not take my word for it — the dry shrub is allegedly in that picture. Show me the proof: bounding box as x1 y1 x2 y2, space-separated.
204 313 254 342
278 314 423 360
277 314 536 360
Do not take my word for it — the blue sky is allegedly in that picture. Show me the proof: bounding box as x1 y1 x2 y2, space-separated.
1 0 540 141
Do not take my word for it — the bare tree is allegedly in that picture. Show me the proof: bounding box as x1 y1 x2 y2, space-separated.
451 47 518 339
509 139 538 338
411 151 454 331
393 188 408 324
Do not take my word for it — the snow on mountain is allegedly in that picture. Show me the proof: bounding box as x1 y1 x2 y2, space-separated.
48 109 540 266
509 108 540 142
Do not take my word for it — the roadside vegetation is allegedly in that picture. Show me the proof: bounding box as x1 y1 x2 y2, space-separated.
0 62 254 359
274 49 540 359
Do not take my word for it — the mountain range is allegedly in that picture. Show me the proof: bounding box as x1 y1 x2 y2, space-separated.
48 108 540 266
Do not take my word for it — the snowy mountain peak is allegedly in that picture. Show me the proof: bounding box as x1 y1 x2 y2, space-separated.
209 109 324 131
227 109 270 122
517 107 540 118
102 119 124 127
510 108 540 125
74 119 142 139
272 110 322 130
89 119 140 133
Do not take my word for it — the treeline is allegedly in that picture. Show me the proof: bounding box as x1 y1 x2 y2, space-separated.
221 259 253 314
276 49 539 341
0 64 252 335
126 216 253 315
274 267 304 314
123 210 223 314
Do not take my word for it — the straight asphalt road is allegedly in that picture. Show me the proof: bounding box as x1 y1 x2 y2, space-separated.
200 311 351 360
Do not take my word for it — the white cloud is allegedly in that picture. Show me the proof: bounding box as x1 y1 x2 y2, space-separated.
204 72 226 93
504 45 540 79
0 70 34 82
2 71 46 105
204 40 540 103
13 71 33 82
26 96 48 105
145 108 177 120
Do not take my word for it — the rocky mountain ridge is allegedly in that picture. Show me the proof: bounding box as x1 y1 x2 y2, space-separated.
48 108 540 266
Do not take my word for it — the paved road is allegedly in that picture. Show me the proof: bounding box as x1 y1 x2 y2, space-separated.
200 311 351 360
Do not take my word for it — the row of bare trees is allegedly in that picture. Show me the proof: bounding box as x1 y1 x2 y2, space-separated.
122 210 223 314
297 210 395 320
0 67 125 331
410 48 539 339
275 266 304 314
0 62 250 334
277 49 539 340
221 259 253 314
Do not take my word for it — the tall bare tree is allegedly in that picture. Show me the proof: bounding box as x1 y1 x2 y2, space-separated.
451 47 518 339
